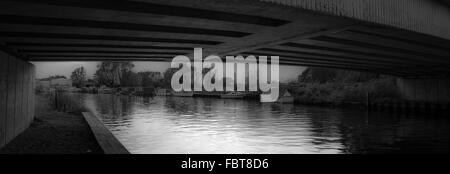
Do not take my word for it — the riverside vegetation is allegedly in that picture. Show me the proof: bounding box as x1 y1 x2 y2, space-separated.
38 62 401 110
288 67 400 106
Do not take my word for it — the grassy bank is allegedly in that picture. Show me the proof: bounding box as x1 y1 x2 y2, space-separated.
0 94 102 154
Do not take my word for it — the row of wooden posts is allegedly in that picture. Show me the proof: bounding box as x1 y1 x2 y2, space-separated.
367 101 449 113
365 92 449 114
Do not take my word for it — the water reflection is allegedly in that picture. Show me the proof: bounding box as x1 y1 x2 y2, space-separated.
78 94 450 154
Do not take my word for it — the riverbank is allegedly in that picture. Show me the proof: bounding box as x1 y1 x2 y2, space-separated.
291 70 401 106
0 111 102 154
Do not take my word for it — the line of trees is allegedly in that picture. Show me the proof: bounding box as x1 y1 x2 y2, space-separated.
70 61 171 89
94 61 134 87
69 61 243 90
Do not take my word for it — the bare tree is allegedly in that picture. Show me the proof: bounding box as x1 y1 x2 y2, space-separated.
71 67 86 88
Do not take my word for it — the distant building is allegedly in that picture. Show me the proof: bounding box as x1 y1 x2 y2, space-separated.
50 78 72 87
36 77 72 92
37 77 72 88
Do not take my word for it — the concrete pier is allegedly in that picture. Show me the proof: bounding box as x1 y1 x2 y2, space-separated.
0 49 35 148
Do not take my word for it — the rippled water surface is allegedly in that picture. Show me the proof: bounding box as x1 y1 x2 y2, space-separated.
79 94 450 154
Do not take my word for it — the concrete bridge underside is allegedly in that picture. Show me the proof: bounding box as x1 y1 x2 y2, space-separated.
0 0 449 77
1 0 450 148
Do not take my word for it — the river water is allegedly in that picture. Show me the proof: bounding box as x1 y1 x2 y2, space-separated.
78 94 450 154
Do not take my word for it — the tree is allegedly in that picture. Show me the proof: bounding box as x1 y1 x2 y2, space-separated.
162 68 179 88
139 71 163 88
94 61 134 87
71 67 86 88
121 71 142 87
298 67 336 83
299 67 380 84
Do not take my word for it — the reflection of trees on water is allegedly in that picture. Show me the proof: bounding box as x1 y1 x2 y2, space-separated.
268 104 295 116
303 108 450 153
303 107 409 153
163 97 197 115
93 94 136 119
143 97 151 104
300 107 346 152
88 94 155 119
164 97 238 117
162 97 301 130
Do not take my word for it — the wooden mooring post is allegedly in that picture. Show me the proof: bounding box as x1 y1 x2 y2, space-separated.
54 90 58 110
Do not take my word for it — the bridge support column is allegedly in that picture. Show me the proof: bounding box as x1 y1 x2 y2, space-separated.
0 50 35 149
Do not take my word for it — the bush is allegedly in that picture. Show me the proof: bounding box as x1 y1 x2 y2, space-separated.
292 76 401 105
367 77 400 102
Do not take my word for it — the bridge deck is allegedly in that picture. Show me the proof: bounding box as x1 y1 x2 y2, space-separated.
0 0 450 77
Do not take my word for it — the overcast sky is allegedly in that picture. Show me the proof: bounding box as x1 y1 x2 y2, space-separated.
32 61 305 83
